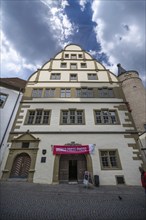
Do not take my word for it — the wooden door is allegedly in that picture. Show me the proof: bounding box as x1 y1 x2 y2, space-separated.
10 153 31 178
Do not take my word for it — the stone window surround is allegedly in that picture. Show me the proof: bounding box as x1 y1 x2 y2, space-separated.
25 109 51 125
93 109 120 125
0 92 8 108
60 108 85 125
99 149 122 170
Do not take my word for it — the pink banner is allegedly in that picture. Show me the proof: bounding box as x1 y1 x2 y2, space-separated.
53 145 89 155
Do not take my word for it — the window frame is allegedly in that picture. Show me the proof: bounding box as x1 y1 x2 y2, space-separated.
60 88 71 98
94 109 119 125
0 93 8 108
60 62 67 68
32 88 43 98
25 109 51 125
87 73 98 80
44 88 55 97
76 88 93 98
99 149 122 170
98 88 114 98
81 63 87 68
70 74 77 81
71 54 77 59
50 73 61 80
60 109 85 125
70 63 77 69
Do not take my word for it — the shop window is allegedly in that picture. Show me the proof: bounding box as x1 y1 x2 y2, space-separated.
99 150 121 170
61 109 84 125
0 93 8 108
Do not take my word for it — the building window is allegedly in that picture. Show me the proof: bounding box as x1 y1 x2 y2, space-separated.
94 110 118 124
22 142 30 148
32 89 43 98
44 88 55 97
76 88 93 98
98 88 114 97
78 54 82 58
50 73 61 80
71 54 77 59
81 63 87 68
61 89 71 98
70 63 77 69
116 176 125 184
88 73 97 80
0 93 8 108
26 110 50 125
65 54 69 58
41 157 46 163
70 74 77 80
60 63 67 68
61 109 84 125
99 150 121 169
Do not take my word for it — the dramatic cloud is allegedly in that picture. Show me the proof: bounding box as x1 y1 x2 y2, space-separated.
91 0 146 84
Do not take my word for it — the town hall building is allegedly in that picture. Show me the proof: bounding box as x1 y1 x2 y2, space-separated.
1 44 143 186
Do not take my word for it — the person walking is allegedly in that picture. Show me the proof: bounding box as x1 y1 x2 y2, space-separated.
139 167 146 195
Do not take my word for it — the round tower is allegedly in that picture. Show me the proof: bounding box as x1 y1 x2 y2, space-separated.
117 64 146 133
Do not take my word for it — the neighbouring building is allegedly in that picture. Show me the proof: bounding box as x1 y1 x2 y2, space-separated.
1 44 144 185
0 78 26 174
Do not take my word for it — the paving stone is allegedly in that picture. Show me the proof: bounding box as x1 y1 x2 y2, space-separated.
0 182 146 220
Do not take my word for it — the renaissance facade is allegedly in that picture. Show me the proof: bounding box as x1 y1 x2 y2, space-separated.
1 44 143 185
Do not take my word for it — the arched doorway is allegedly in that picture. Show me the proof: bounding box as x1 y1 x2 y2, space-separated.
59 154 87 183
10 153 31 179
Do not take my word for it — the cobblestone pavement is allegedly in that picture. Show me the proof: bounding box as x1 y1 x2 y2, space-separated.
0 181 146 220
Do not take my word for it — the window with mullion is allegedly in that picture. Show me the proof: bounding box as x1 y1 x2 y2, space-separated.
98 88 114 97
95 110 117 124
76 88 93 98
100 150 119 169
61 110 84 125
32 89 43 98
27 110 50 125
44 89 55 97
61 89 71 98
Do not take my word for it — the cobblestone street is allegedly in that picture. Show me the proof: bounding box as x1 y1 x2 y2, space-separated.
0 181 146 220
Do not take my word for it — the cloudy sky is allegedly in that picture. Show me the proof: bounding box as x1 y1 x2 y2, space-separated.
1 0 146 86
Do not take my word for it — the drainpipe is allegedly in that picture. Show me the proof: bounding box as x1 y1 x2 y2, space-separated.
0 89 22 149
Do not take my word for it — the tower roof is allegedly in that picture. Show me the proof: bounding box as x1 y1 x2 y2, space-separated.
117 63 126 76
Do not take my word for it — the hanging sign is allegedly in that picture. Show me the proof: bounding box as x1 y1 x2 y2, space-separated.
53 144 95 155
